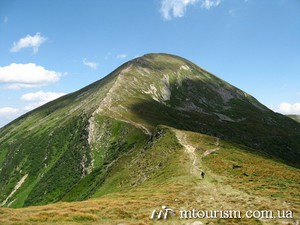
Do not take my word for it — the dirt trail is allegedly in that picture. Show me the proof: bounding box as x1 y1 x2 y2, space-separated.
203 137 219 157
174 130 297 225
175 130 219 177
175 130 200 176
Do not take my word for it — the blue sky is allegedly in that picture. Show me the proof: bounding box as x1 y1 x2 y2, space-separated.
0 0 300 127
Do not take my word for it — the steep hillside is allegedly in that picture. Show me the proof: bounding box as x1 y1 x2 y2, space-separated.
0 53 299 215
0 63 126 207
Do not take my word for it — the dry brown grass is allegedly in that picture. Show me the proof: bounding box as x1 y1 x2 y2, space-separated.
1 175 298 225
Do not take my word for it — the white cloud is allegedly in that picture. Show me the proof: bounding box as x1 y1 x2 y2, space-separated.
21 91 66 110
161 0 197 20
10 32 47 54
278 102 300 114
201 0 221 9
21 91 66 102
0 63 62 89
0 107 19 117
83 59 98 69
117 54 127 59
160 0 221 20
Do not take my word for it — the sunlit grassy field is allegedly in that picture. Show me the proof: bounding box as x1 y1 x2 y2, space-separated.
1 128 299 225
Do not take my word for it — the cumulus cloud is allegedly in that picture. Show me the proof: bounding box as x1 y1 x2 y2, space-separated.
0 63 62 89
116 54 127 59
10 32 47 54
278 102 300 114
160 0 222 20
21 91 66 110
83 59 98 69
0 107 19 117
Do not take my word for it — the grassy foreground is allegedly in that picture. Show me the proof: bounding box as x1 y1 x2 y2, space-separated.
0 128 299 225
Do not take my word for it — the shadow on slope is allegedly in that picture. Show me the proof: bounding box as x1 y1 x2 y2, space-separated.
129 78 300 168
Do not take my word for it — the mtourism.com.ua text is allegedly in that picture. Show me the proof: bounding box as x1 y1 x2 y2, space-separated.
179 208 293 219
150 206 293 220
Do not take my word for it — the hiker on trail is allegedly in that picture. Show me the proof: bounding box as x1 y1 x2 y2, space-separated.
201 171 205 179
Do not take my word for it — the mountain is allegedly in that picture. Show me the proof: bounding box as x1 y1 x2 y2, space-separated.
288 114 300 123
0 53 299 224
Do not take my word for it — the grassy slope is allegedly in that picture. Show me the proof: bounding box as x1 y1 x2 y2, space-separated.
95 53 300 168
0 53 299 223
0 71 119 208
0 128 298 225
61 116 147 202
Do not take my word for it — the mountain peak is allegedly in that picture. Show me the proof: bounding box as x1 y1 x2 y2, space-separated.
0 53 300 208
82 53 300 166
99 53 265 117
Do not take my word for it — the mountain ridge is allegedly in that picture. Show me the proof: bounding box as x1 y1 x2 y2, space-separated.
88 53 299 166
0 53 299 212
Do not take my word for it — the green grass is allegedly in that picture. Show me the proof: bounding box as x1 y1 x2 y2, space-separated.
0 70 118 208
92 125 184 198
0 128 298 224
0 53 299 225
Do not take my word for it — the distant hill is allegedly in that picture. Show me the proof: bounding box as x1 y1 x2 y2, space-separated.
288 114 300 123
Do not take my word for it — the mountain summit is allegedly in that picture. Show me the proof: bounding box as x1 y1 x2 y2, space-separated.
0 53 299 210
87 53 300 165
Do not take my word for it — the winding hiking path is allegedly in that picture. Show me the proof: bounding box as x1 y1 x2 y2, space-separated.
175 130 219 178
175 130 201 177
174 129 295 225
